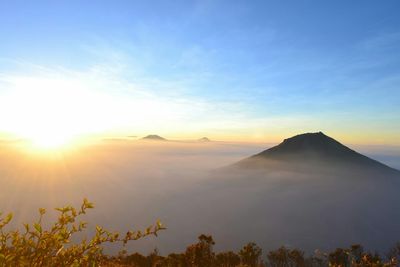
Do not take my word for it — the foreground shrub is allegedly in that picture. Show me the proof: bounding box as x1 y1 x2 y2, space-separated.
0 199 165 266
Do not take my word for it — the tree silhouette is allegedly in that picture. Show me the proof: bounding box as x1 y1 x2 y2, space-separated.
185 234 215 267
164 253 187 267
239 242 262 267
267 246 307 267
216 251 240 267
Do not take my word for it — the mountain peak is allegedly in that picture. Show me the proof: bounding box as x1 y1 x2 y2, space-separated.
273 132 342 154
141 135 166 141
254 131 362 159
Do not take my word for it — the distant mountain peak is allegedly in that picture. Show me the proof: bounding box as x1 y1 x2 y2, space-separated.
198 137 211 142
141 135 166 141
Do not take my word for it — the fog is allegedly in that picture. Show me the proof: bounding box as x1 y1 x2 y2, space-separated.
0 139 399 255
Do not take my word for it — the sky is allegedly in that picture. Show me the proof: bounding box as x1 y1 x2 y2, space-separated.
0 0 399 145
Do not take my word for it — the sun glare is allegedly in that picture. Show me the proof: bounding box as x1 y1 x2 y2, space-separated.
0 76 109 151
0 73 187 151
28 132 74 150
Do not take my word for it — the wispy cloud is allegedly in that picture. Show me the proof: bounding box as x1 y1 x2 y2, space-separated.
359 32 400 51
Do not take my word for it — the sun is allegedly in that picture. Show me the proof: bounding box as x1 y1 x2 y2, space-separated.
0 76 109 151
28 132 74 150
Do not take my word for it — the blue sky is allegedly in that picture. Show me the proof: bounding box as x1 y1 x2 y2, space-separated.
0 0 399 144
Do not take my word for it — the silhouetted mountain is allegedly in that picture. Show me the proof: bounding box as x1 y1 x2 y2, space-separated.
198 137 211 142
235 132 399 174
201 132 400 252
141 134 167 141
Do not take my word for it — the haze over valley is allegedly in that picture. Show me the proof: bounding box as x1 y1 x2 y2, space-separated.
1 133 399 255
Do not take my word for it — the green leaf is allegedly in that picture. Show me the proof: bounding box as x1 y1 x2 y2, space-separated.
5 213 13 224
34 223 42 233
39 208 46 215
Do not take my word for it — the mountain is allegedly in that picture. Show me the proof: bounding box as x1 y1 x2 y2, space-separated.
141 134 167 141
196 132 400 252
198 137 211 142
235 132 399 174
